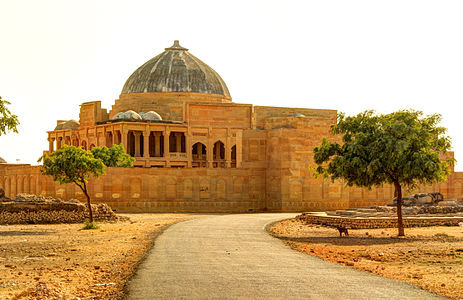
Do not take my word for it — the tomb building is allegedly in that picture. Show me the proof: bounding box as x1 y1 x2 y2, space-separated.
1 41 463 212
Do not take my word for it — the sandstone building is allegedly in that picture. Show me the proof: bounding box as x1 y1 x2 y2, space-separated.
1 41 463 212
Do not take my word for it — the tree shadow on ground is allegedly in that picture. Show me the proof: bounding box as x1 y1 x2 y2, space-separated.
0 231 56 236
272 234 438 246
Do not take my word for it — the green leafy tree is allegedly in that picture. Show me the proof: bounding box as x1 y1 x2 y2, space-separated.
39 145 133 223
314 110 454 236
91 144 134 167
0 96 19 136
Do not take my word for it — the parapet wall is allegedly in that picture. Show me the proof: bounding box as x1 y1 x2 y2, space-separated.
1 163 462 213
0 164 267 213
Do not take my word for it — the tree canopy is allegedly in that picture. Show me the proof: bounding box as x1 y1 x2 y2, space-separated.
91 144 134 167
0 96 19 136
40 144 134 223
314 110 454 236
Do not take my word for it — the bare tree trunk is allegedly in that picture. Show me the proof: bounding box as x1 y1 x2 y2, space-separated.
77 181 93 223
83 188 93 223
394 182 405 236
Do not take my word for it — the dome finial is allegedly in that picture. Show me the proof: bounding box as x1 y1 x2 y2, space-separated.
165 40 188 51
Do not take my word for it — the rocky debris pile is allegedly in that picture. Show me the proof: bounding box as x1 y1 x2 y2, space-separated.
0 189 118 224
390 192 444 207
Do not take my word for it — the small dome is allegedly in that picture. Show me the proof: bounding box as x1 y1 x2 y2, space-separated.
55 119 80 131
142 111 162 121
121 40 230 97
112 110 142 121
0 157 6 164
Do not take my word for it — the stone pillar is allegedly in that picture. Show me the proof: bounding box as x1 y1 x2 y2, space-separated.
164 129 170 167
57 137 62 150
154 132 161 157
164 131 170 156
48 138 55 153
225 133 231 168
121 128 128 153
207 140 213 168
186 132 192 167
143 130 150 158
112 129 117 145
134 131 141 157
175 133 181 153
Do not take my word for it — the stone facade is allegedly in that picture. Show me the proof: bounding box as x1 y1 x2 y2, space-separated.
2 41 463 213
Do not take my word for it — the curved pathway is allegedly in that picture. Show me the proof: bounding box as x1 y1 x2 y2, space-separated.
127 214 444 299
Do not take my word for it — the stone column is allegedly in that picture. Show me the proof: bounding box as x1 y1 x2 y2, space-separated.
186 132 192 167
121 128 128 153
207 140 213 168
154 132 161 157
143 130 150 158
48 138 55 153
175 133 182 153
164 129 170 167
164 131 170 156
225 134 231 168
134 131 141 157
57 137 63 150
112 129 117 145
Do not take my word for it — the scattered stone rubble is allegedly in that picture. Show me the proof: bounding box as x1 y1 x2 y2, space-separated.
297 193 463 229
390 192 444 207
0 189 118 225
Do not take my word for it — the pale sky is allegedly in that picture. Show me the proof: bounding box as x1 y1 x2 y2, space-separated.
1 0 462 170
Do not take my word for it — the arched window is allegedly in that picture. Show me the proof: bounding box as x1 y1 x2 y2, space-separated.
192 142 207 168
231 145 237 168
213 141 225 160
213 141 225 168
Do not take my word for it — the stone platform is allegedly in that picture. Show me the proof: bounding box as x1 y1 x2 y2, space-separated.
297 201 463 229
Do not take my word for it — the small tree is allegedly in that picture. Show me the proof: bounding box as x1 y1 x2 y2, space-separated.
40 144 133 223
314 110 454 236
0 96 19 136
91 144 134 167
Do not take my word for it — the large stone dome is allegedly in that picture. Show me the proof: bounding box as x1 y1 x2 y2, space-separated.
121 41 230 97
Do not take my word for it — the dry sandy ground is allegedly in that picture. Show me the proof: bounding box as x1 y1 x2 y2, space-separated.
269 218 463 300
0 213 204 300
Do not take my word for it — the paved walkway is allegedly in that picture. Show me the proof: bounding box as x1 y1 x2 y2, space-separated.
127 214 444 299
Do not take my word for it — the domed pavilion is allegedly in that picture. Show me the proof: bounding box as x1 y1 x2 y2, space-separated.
4 40 456 213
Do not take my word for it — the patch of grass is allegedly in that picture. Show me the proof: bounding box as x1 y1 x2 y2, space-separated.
82 220 99 230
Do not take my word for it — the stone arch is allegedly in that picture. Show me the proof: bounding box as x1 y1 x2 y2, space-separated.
148 176 159 199
166 178 177 199
130 177 142 199
81 140 87 150
192 142 207 168
5 177 11 197
30 176 36 195
200 179 210 199
184 179 193 199
89 144 96 149
24 176 29 194
233 177 242 194
213 140 225 160
216 179 226 199
17 176 24 194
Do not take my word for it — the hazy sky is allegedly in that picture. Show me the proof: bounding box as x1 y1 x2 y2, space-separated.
1 0 462 169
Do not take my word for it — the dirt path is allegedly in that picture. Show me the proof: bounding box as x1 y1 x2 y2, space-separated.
269 218 463 300
0 213 204 299
127 213 442 300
